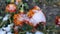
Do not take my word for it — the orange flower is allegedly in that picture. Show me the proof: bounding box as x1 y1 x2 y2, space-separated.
13 14 24 26
27 10 34 18
26 6 46 27
5 4 17 13
27 6 40 18
32 6 40 10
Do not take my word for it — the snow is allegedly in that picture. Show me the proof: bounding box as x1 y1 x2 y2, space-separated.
7 32 12 34
2 23 13 32
2 26 11 32
26 31 32 34
2 14 10 22
0 23 13 34
0 23 44 34
0 29 6 34
35 31 44 34
26 31 44 34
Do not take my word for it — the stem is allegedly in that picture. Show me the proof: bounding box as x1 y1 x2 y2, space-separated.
47 30 49 34
0 21 6 27
7 12 11 24
33 0 35 2
11 0 14 3
53 32 55 34
0 21 4 27
9 18 11 24
19 31 28 34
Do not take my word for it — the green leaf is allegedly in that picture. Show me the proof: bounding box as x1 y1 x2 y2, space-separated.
0 16 2 19
24 3 29 9
6 0 10 3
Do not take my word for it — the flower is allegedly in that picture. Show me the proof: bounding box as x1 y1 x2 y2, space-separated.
13 5 25 26
27 6 41 18
5 4 17 13
27 6 46 27
13 13 25 26
27 10 34 18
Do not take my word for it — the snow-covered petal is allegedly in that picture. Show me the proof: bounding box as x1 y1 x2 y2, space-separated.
35 31 44 34
29 10 46 26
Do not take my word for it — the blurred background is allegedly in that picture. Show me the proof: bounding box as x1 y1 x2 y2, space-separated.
0 0 60 34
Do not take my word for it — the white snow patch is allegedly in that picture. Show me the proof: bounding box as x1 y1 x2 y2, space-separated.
35 31 44 34
26 31 32 34
2 23 13 32
3 14 10 22
0 30 6 34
